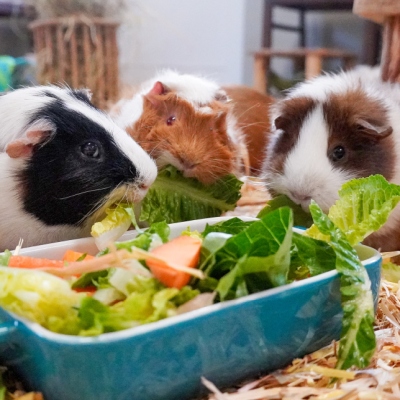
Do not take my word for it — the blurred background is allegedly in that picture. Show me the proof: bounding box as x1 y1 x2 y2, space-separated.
0 0 382 105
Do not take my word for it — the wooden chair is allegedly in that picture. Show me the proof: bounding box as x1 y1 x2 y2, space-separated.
255 0 381 93
253 47 357 93
354 0 400 83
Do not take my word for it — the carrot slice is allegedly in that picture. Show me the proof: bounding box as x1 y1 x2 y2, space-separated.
146 235 202 289
73 286 97 295
8 255 64 269
62 250 95 263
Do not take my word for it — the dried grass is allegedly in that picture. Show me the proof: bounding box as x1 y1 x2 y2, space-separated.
24 0 128 20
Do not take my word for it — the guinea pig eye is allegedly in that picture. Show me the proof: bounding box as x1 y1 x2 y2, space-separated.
81 141 100 158
330 145 346 162
166 116 176 126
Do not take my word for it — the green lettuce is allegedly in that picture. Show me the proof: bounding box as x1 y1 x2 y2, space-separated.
309 202 376 369
138 165 243 225
200 207 293 300
381 262 400 283
77 276 199 336
307 175 400 245
91 204 140 250
257 194 313 228
0 267 83 335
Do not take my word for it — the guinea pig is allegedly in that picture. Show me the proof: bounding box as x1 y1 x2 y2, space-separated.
0 85 157 250
262 66 400 251
111 70 273 183
222 85 274 175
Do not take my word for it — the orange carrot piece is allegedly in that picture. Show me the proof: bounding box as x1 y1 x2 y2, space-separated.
73 286 97 295
62 250 95 263
8 255 64 269
146 235 202 289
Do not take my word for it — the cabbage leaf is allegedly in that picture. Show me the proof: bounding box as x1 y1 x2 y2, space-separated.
138 165 243 224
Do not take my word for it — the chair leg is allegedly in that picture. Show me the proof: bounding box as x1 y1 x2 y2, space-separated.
305 53 322 80
253 55 268 93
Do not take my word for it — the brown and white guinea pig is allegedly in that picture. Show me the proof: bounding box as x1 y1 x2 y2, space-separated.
262 65 400 251
222 85 274 175
0 85 157 250
111 70 273 183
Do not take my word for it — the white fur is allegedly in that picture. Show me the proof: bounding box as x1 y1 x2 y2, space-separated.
0 156 83 249
270 106 356 212
265 66 400 239
0 86 158 250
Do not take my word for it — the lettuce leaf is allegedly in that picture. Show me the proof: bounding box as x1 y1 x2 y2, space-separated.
381 261 400 283
309 201 376 369
290 232 336 278
138 165 243 224
91 204 139 250
307 175 400 245
200 207 293 300
77 276 199 336
257 194 313 228
0 267 83 334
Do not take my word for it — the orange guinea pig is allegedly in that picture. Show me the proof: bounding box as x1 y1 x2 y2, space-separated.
130 89 239 185
111 70 274 183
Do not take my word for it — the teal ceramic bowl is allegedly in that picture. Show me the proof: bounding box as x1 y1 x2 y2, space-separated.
0 217 381 400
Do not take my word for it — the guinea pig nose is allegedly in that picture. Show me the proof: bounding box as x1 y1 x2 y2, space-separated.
288 190 311 204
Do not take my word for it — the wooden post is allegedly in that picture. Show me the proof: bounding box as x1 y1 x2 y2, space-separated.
305 53 322 80
253 54 268 93
353 0 400 82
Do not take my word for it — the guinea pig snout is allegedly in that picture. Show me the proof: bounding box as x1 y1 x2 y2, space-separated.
288 190 312 211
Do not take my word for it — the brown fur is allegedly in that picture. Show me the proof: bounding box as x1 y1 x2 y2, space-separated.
324 89 395 181
223 85 274 175
267 97 317 174
127 93 235 185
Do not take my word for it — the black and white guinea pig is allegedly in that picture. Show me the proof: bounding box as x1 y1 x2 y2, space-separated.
262 66 400 251
0 86 157 250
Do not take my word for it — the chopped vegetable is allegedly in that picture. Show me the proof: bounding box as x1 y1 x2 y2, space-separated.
8 255 64 269
146 235 203 288
0 267 83 334
91 204 139 250
62 250 94 263
139 165 243 225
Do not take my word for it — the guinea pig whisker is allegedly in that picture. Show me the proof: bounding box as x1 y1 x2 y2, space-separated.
239 122 266 129
56 186 112 200
234 103 261 120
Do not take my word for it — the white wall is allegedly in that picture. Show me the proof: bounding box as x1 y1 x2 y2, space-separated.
118 0 264 87
117 1 371 88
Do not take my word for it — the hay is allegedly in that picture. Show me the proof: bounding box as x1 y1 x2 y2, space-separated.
24 0 127 20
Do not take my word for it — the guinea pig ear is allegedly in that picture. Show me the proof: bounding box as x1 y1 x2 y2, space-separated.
6 121 55 159
274 115 290 131
145 81 170 107
214 90 230 103
355 118 393 140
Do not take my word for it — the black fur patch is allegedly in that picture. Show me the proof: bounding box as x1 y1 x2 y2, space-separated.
19 98 139 226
